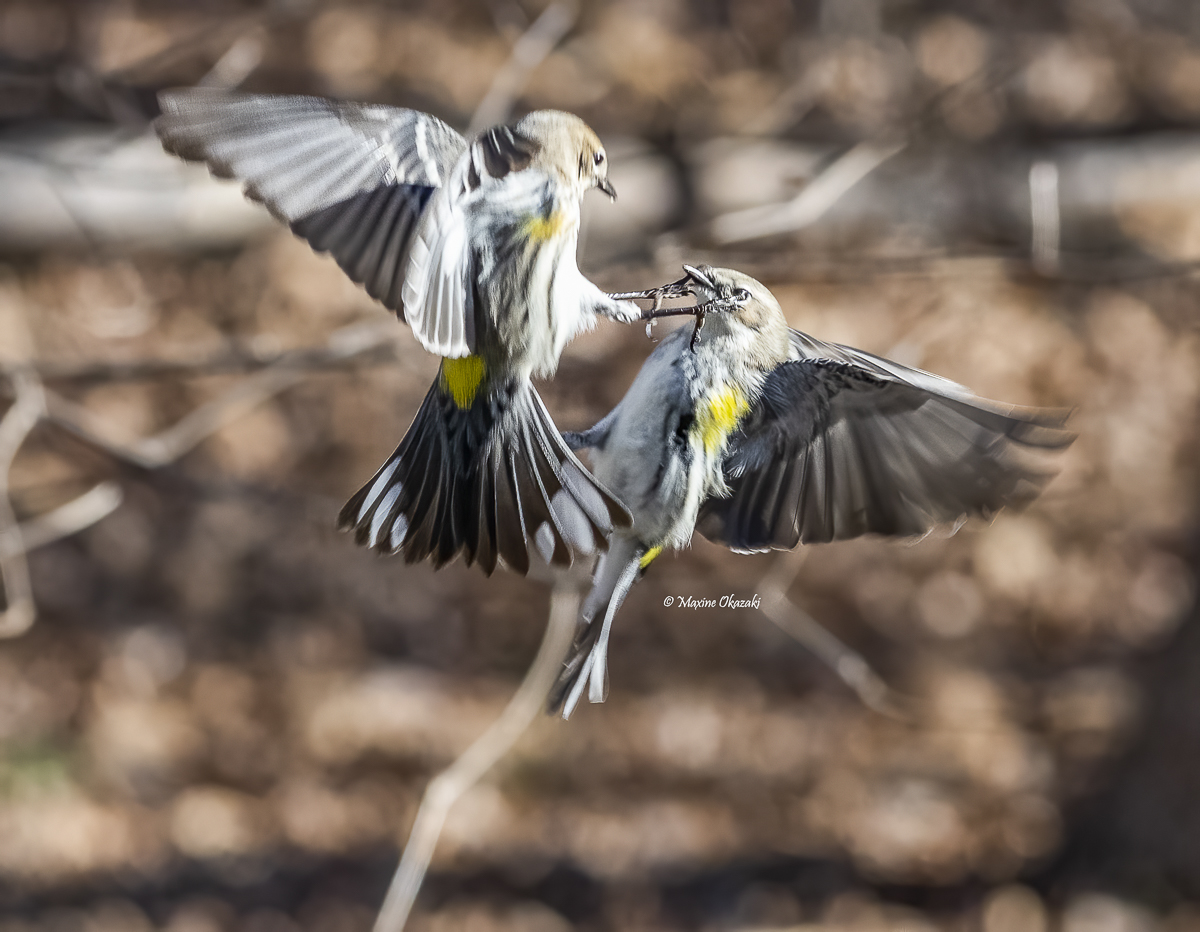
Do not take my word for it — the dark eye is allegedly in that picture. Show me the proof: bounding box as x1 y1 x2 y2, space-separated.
734 288 751 301
594 151 605 165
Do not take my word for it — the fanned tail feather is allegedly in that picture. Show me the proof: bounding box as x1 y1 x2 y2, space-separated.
338 376 631 575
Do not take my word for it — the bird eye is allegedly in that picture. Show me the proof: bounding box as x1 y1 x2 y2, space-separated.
734 288 751 301
594 151 605 165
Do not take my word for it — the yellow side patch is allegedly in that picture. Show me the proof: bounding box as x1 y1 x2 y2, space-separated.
639 545 663 568
439 355 486 409
695 384 750 456
524 209 568 243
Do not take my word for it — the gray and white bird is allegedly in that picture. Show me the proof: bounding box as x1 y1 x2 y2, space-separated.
553 265 1073 717
155 91 640 575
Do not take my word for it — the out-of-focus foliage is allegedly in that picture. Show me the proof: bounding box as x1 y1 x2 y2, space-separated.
1 1 1199 931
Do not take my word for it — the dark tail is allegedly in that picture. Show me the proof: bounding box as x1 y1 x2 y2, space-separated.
338 372 631 575
548 537 644 718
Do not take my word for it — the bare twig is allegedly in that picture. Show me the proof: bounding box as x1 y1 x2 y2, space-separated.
756 550 907 719
137 365 309 467
0 370 48 637
40 320 397 470
0 281 116 636
0 319 397 393
469 0 578 134
716 46 1033 245
373 580 580 932
743 70 818 136
198 31 265 90
104 14 262 84
0 318 395 636
2 482 123 556
711 139 906 244
1030 160 1061 276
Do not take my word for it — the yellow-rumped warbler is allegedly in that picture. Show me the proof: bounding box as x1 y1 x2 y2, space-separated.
155 91 643 575
552 265 1074 717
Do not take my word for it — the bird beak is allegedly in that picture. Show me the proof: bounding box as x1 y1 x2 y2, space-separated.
597 177 617 200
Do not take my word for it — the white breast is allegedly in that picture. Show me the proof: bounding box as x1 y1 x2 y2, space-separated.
470 175 590 376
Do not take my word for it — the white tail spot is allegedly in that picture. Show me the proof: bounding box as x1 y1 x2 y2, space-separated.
358 461 400 523
534 522 556 563
390 514 409 551
370 486 403 548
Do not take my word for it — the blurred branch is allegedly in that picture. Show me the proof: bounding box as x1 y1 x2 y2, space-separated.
198 31 265 90
756 550 908 719
469 0 578 133
1030 160 1061 276
2 482 123 555
717 50 1032 246
0 370 46 637
0 321 397 393
41 320 397 470
48 366 306 470
373 579 581 932
0 319 396 636
711 139 906 244
668 248 1200 289
104 14 262 85
743 69 818 136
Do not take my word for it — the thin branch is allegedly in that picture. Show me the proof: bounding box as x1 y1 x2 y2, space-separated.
373 580 581 932
0 317 394 637
469 0 578 134
0 370 48 637
714 48 1031 246
1030 160 1061 276
104 14 262 84
135 365 309 467
0 294 121 636
41 392 159 471
742 69 818 137
0 319 398 392
0 482 122 556
41 321 397 470
756 550 908 719
711 139 906 244
198 30 265 90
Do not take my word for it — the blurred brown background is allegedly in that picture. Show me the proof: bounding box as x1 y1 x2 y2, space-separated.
1 0 1199 930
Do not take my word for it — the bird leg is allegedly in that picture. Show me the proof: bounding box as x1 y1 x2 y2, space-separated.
607 273 736 348
608 273 698 321
606 272 693 304
689 309 707 350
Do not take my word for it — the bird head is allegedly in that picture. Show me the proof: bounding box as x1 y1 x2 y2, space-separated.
679 265 790 364
682 266 782 329
609 266 789 363
515 110 616 199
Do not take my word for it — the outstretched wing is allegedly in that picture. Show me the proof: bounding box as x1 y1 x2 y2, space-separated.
696 331 1074 552
155 89 466 315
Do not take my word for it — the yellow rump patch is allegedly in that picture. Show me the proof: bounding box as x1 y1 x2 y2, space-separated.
440 355 486 409
524 209 568 243
695 384 750 456
639 545 663 568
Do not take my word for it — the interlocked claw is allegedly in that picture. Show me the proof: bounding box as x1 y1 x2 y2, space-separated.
608 272 693 313
607 265 742 350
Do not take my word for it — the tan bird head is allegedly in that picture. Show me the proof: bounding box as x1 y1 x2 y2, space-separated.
680 265 790 366
515 110 616 199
